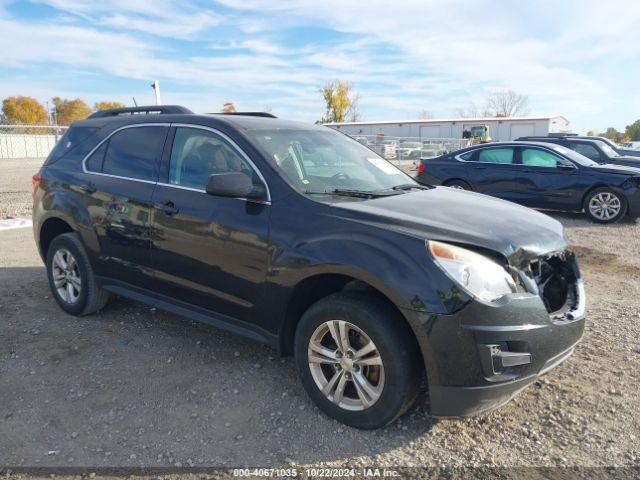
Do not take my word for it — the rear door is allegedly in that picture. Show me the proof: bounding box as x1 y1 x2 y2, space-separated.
467 146 524 201
514 146 580 208
148 125 271 324
81 124 168 285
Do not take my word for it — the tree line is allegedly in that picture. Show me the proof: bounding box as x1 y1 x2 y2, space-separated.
4 90 639 141
1 96 126 126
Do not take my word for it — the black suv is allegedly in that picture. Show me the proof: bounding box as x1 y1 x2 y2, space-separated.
33 106 585 428
516 134 640 166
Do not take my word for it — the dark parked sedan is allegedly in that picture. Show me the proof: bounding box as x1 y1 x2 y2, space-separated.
516 135 640 164
416 141 640 223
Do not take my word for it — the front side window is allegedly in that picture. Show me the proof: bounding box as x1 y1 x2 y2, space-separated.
477 148 514 164
521 148 561 168
569 143 600 161
169 127 254 190
245 128 411 194
94 126 167 181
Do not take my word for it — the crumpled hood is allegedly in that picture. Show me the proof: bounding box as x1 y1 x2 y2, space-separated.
334 187 566 268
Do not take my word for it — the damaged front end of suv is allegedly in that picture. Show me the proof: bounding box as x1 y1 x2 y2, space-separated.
422 243 586 417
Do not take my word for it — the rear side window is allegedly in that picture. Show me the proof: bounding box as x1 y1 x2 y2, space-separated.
477 148 514 164
89 126 167 181
457 151 474 161
521 148 560 167
569 143 600 161
45 126 99 165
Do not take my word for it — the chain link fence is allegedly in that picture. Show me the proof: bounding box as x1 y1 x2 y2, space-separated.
0 125 68 159
347 135 470 173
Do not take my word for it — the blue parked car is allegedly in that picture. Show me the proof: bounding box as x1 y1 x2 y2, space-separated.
416 141 640 223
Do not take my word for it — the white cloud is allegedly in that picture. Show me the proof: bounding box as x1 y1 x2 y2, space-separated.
2 0 639 131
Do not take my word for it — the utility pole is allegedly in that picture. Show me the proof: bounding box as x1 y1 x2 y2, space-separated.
151 80 162 105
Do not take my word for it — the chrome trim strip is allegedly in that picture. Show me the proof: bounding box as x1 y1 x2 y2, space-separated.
461 323 547 332
155 182 272 205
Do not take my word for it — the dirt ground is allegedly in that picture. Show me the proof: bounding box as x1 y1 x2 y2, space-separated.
1 158 639 472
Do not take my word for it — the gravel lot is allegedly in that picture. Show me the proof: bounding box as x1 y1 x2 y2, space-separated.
1 158 639 471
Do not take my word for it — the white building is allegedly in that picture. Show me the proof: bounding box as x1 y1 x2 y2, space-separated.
325 116 570 142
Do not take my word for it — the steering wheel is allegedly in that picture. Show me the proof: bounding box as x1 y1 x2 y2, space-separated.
331 172 351 181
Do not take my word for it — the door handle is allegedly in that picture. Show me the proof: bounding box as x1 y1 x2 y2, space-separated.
80 183 96 194
155 201 179 215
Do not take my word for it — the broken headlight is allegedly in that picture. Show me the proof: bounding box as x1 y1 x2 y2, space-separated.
428 240 516 302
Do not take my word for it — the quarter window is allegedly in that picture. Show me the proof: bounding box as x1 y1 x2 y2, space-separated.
169 127 254 190
521 148 561 168
477 148 514 164
85 141 107 172
96 126 167 181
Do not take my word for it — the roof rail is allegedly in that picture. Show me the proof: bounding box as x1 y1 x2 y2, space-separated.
547 132 577 137
88 105 193 119
210 112 277 118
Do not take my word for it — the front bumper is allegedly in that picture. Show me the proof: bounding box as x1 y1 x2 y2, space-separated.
407 281 586 417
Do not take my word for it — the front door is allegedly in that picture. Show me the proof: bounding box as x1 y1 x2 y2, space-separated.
149 125 271 324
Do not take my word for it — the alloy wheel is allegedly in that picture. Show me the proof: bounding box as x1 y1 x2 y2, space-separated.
51 248 82 304
307 320 385 411
588 192 621 221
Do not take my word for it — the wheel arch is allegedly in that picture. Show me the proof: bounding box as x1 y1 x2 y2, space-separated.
277 272 427 380
38 216 74 261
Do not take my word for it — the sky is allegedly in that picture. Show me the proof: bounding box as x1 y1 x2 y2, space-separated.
0 0 639 134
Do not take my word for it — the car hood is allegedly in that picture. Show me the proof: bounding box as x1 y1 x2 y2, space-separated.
334 187 566 268
591 162 640 175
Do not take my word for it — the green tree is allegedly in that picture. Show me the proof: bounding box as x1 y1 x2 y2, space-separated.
94 101 126 111
319 80 360 123
2 96 48 125
625 120 640 141
53 97 92 125
598 127 624 143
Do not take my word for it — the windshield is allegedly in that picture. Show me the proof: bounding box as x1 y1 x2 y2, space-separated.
551 145 599 166
246 128 415 194
595 141 620 158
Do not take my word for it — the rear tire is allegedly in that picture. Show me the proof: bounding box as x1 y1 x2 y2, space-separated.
444 179 471 190
584 187 627 223
294 292 422 429
46 232 110 316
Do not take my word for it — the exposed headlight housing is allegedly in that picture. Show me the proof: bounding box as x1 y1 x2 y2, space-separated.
427 240 516 302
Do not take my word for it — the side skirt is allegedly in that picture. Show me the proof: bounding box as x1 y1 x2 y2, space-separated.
97 276 278 348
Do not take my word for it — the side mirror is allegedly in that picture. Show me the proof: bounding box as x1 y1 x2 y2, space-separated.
557 163 576 171
205 172 267 201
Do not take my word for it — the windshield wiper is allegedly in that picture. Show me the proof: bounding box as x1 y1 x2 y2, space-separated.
303 188 396 198
391 183 430 191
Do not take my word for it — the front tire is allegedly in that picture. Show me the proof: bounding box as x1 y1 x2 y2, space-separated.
46 232 110 316
584 188 627 223
294 292 422 429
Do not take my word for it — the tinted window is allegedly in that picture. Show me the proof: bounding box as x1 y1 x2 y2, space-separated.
46 126 99 165
477 148 514 164
169 127 254 190
85 141 107 172
521 148 560 167
569 143 600 161
458 151 474 161
101 126 167 181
